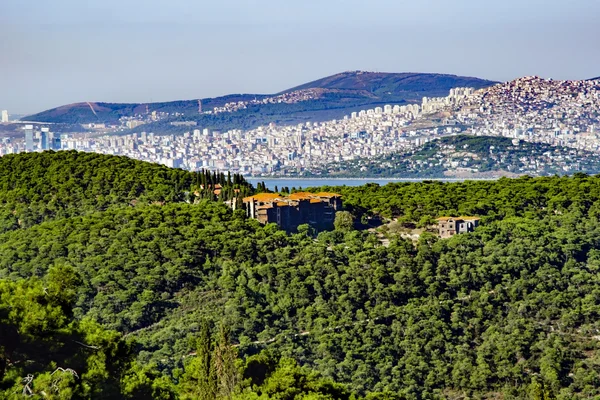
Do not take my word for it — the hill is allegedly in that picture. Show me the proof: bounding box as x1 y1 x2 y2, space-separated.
282 70 495 98
4 152 600 398
23 93 268 125
23 71 497 129
313 135 600 178
0 151 252 233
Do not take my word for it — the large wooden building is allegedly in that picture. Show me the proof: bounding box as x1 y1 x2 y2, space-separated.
242 192 342 232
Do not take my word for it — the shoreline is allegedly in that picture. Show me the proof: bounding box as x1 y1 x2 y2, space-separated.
245 177 500 181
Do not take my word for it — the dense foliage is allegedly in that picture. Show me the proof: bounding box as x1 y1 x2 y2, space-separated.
2 152 600 398
0 151 251 233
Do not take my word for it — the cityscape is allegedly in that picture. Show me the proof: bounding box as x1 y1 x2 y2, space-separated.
1 76 599 177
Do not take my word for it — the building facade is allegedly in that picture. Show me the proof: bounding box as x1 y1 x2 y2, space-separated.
40 128 50 150
243 192 342 232
24 125 34 152
437 216 480 238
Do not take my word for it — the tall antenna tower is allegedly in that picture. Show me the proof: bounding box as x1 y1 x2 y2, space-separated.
198 99 202 114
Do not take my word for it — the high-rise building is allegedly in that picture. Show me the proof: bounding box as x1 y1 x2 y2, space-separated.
24 125 34 152
40 128 50 150
1 110 8 123
51 133 62 150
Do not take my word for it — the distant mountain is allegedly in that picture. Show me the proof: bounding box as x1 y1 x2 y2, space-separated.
24 94 268 125
23 71 498 129
281 71 495 97
589 76 600 81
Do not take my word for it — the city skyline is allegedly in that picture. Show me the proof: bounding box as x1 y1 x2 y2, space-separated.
2 0 600 114
3 77 599 178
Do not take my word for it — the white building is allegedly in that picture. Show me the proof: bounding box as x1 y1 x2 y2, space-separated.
1 110 8 123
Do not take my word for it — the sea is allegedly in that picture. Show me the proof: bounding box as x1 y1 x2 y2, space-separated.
245 177 478 191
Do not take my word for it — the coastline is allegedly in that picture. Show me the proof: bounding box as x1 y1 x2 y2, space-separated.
245 176 502 190
245 176 500 181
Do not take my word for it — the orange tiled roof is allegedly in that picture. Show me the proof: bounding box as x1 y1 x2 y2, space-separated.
244 191 342 203
315 192 342 198
288 192 315 200
309 199 322 204
243 193 282 202
276 201 289 207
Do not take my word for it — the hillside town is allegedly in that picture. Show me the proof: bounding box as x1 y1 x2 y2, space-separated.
209 88 326 114
318 135 600 177
1 77 599 176
450 76 600 150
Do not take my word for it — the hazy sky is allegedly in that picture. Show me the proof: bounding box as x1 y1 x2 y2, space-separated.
1 0 599 114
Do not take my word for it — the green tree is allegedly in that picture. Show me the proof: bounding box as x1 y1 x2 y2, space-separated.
179 320 218 399
334 211 354 232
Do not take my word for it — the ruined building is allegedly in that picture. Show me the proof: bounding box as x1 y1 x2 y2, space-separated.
437 216 480 238
242 192 342 232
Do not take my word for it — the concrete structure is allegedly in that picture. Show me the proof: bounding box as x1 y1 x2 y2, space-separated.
1 110 8 123
243 192 342 232
40 128 50 150
51 133 62 150
437 216 480 238
126 120 145 129
24 125 34 152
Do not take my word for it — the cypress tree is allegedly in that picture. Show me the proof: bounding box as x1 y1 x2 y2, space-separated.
179 320 217 399
213 325 239 399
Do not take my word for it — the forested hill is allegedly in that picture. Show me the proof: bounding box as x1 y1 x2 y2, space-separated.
317 135 600 178
3 151 600 398
0 151 252 232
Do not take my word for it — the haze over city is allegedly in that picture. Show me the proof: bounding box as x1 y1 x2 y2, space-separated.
1 0 599 114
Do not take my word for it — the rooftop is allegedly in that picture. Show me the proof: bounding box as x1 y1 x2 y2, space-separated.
288 192 316 200
315 192 342 198
245 191 342 204
243 193 283 203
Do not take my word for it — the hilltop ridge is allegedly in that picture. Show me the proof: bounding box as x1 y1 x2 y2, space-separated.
23 71 497 126
281 70 494 96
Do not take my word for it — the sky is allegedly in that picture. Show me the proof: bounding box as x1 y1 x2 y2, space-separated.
1 0 599 114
